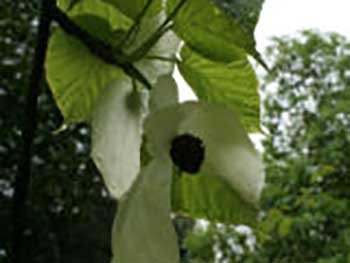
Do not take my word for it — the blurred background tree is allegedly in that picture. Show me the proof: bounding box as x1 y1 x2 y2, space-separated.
255 30 350 263
1 0 350 261
180 30 350 263
0 1 115 262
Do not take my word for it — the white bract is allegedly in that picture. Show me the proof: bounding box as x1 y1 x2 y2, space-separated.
111 158 180 263
91 77 148 199
149 75 179 112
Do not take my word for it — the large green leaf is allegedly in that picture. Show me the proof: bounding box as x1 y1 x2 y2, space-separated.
145 102 265 226
46 15 126 123
91 77 148 199
178 46 260 132
57 0 74 10
167 0 263 63
112 158 180 263
102 0 162 19
46 7 179 123
171 173 258 225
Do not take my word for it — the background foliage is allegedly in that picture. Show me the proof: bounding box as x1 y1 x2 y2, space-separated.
256 30 350 263
0 1 115 261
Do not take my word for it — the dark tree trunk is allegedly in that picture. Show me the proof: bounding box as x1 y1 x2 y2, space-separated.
12 0 54 261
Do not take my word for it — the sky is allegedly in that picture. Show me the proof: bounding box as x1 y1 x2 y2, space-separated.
255 0 350 52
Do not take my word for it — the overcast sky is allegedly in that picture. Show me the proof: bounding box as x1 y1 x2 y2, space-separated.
256 0 350 51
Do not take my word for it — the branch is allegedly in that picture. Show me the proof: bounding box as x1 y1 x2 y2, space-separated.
117 0 154 48
51 5 125 65
51 5 152 90
12 0 54 261
160 0 188 33
128 0 188 62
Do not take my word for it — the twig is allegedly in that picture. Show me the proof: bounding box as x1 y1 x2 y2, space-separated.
51 5 127 65
145 55 178 63
128 0 188 62
128 24 173 62
117 0 154 48
159 0 187 33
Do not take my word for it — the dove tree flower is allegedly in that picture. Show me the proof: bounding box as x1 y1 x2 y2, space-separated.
35 0 267 262
110 102 264 263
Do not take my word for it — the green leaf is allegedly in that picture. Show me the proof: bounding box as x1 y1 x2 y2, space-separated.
310 165 335 183
149 75 179 113
67 0 132 30
57 0 73 10
178 46 260 132
211 0 267 68
91 77 148 199
145 102 264 225
102 0 162 19
212 0 264 37
278 216 293 237
172 173 259 225
167 0 263 63
46 15 126 123
112 158 180 263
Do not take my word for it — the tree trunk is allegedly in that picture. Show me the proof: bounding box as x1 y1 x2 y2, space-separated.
12 0 53 261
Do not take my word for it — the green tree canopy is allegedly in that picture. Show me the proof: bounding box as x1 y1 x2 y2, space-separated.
256 30 350 263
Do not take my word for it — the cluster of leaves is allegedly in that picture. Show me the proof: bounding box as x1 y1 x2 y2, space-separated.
44 0 266 262
179 30 350 263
